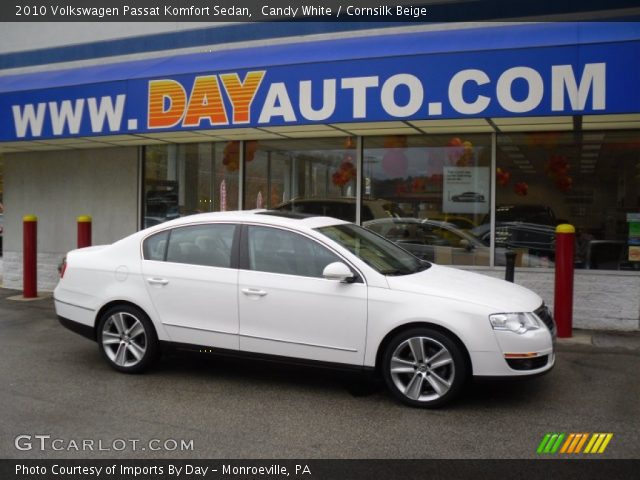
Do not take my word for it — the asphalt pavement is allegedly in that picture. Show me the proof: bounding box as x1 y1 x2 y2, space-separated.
1 288 639 459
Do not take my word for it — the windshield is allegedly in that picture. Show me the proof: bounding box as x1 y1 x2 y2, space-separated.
316 224 429 275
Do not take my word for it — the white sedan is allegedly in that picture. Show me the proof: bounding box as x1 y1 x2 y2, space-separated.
54 210 555 408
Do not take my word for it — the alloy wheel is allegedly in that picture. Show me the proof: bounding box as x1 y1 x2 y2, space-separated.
101 312 148 368
389 336 456 403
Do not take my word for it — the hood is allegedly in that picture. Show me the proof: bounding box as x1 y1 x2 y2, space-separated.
385 264 542 312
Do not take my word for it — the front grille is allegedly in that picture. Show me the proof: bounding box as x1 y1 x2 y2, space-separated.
506 355 549 371
535 304 555 334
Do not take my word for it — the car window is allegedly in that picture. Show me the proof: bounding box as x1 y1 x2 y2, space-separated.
142 230 169 261
161 224 236 268
247 226 341 278
317 223 428 275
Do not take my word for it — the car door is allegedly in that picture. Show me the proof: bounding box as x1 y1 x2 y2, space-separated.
238 224 367 366
141 223 239 350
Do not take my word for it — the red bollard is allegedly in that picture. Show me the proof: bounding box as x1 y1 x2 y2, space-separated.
77 215 92 248
554 224 575 338
23 214 38 299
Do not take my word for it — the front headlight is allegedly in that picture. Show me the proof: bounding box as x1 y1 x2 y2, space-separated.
489 312 541 334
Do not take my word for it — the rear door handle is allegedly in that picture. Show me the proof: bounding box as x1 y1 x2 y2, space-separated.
147 277 169 286
241 288 267 297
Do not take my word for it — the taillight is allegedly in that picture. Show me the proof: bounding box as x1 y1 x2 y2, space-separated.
58 257 67 278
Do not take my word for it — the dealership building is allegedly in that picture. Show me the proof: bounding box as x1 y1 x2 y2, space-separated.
0 19 639 330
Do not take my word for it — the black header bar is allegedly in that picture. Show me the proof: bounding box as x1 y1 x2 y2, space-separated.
3 0 640 22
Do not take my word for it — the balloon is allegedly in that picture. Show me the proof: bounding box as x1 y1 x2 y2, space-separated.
447 137 465 162
544 154 569 179
496 167 511 186
514 182 528 196
245 140 258 162
332 161 356 187
555 175 573 192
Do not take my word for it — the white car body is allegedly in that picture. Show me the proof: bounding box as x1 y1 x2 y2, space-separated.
54 210 554 407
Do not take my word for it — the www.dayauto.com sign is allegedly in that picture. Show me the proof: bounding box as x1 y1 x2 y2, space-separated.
1 40 638 142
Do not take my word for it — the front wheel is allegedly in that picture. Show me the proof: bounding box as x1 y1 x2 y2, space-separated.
382 328 468 408
97 305 158 373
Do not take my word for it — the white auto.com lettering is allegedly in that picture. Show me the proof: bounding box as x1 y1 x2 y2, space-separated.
258 63 605 122
10 63 606 139
448 63 606 115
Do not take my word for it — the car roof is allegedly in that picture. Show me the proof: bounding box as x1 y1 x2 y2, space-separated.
143 209 348 233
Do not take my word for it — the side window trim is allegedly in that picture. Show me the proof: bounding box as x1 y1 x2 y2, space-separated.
239 223 250 271
163 229 171 262
229 223 242 270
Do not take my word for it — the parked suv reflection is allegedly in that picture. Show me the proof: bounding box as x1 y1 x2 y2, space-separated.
472 204 559 261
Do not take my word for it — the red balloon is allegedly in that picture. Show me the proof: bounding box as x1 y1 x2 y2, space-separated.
496 168 511 186
555 175 573 192
514 181 528 196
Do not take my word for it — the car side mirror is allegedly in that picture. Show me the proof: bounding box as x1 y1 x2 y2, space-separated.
322 262 355 283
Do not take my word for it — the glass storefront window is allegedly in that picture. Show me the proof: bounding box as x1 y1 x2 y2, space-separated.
215 142 240 212
144 144 210 228
495 130 640 270
246 137 358 221
144 143 239 228
362 134 492 266
141 129 639 273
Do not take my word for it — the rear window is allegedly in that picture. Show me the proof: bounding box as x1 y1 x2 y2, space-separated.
142 224 236 268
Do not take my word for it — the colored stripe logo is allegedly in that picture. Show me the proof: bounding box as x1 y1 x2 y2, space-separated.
537 433 613 454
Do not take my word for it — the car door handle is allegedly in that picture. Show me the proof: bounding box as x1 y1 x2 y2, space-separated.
241 288 267 297
147 277 169 286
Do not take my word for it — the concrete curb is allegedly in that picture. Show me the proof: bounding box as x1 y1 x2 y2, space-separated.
6 294 52 302
557 329 640 352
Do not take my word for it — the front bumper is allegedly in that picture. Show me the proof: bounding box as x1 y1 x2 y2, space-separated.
471 308 556 377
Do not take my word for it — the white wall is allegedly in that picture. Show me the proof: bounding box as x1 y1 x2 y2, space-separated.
2 146 139 290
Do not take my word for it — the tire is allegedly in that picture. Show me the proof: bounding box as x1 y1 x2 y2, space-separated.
97 305 159 373
382 327 468 408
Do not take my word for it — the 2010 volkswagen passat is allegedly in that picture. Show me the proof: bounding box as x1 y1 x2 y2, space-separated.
54 211 555 408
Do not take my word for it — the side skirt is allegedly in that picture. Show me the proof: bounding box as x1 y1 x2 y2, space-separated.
160 341 377 376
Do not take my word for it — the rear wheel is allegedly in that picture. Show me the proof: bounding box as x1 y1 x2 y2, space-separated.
97 305 158 373
382 328 468 408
